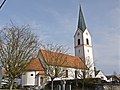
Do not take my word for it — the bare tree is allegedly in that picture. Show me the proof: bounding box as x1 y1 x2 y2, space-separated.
75 57 95 79
83 58 95 79
0 0 7 9
0 24 39 90
38 43 69 90
75 57 95 90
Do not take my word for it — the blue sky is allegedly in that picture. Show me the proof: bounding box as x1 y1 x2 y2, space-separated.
0 0 120 75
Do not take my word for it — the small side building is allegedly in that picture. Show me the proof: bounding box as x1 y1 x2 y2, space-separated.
95 70 108 82
22 58 46 89
106 75 120 83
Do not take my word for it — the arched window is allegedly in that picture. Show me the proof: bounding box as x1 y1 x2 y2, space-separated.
75 70 78 78
78 49 80 54
86 38 89 45
66 70 68 77
40 77 43 84
77 32 80 36
78 39 80 45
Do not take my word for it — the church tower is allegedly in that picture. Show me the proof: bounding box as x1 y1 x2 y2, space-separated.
74 6 95 78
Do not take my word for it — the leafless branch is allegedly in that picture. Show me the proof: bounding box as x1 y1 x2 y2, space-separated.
0 0 7 9
0 24 39 89
38 43 69 90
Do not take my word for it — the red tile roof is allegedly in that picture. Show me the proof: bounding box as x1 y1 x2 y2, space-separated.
2 67 7 77
27 49 87 71
37 71 46 75
40 49 86 69
26 58 44 71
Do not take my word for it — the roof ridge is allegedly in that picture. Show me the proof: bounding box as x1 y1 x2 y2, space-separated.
40 49 81 58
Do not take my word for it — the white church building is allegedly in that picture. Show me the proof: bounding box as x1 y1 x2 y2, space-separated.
21 5 96 88
74 6 95 78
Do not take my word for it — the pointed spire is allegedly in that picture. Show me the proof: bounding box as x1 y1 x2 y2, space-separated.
78 5 86 31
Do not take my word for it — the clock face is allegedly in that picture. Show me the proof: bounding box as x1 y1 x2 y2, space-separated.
86 32 88 35
77 32 80 36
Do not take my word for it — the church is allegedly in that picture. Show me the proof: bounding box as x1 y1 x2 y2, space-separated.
21 5 95 89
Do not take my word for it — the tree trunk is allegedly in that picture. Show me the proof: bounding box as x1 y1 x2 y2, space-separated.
82 82 84 90
51 78 54 90
10 79 14 90
81 71 85 90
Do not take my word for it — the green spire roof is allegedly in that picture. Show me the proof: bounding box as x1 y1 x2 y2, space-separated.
78 5 86 31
